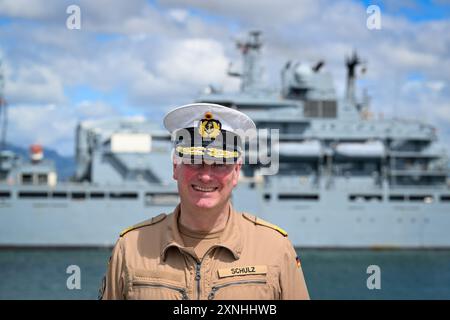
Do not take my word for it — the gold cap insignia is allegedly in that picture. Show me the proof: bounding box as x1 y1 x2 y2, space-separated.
198 117 221 139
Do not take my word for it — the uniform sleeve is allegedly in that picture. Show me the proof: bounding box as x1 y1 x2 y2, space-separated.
279 238 310 300
99 237 126 300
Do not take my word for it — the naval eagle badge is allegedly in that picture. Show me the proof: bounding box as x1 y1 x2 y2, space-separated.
198 112 221 139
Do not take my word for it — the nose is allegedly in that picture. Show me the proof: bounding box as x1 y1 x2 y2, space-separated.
197 165 214 182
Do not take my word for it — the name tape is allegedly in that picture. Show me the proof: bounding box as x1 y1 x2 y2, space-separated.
218 265 267 278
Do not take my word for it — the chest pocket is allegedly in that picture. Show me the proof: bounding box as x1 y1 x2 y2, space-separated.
208 265 280 300
126 269 188 300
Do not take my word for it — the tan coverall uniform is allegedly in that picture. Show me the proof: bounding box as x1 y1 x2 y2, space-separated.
100 204 309 300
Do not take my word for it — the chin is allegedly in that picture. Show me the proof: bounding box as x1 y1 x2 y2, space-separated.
193 199 219 209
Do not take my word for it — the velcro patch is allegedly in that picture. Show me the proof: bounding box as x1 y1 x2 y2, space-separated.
218 265 267 278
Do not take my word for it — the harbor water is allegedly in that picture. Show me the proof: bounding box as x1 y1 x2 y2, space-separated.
1 248 449 300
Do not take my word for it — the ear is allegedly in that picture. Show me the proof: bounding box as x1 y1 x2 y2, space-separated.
173 160 179 180
231 162 242 187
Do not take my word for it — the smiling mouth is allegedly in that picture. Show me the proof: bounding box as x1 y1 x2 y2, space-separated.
192 185 218 192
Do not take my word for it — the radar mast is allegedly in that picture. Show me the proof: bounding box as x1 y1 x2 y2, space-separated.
228 30 264 93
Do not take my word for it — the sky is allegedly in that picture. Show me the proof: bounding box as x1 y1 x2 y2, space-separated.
0 0 449 156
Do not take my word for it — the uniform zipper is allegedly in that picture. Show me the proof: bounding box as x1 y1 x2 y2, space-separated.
195 262 201 300
207 280 267 300
194 246 217 300
133 282 189 300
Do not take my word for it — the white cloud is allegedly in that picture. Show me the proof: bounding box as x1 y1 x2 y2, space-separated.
0 0 449 156
8 100 120 156
436 104 450 123
161 0 322 26
4 64 66 104
379 43 438 69
0 0 59 19
9 104 77 155
156 38 229 85
76 100 119 118
426 81 446 93
168 8 190 23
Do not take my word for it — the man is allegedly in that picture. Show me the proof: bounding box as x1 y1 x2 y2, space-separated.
100 103 309 300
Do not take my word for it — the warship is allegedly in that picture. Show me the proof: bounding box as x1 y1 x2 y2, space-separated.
1 31 449 248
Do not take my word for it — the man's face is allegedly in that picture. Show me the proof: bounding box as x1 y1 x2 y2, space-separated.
173 159 241 211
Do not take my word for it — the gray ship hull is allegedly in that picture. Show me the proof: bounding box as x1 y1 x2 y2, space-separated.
1 182 449 248
0 184 178 247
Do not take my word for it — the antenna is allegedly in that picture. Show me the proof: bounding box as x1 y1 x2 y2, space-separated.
345 50 360 103
345 50 367 109
312 60 325 73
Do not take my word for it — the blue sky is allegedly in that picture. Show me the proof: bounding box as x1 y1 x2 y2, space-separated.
360 0 450 22
0 0 449 155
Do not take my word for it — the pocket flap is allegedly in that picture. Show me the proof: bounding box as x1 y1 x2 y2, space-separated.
132 269 183 283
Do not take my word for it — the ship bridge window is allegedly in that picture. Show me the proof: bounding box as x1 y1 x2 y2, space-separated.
278 194 319 201
109 192 138 199
440 195 450 202
90 192 105 199
349 194 383 202
71 192 86 200
304 100 337 118
18 191 48 198
145 192 179 206
21 174 33 185
389 195 405 202
0 191 11 198
38 174 48 185
409 195 433 203
52 192 67 198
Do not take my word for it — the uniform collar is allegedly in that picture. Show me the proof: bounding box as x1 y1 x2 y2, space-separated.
161 203 243 261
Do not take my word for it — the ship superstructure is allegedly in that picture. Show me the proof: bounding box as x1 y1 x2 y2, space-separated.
0 32 449 248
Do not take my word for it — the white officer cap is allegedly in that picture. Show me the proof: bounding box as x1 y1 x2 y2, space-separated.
163 103 256 163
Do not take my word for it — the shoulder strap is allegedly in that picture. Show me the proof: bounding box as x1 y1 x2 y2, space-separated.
120 213 167 237
242 213 288 237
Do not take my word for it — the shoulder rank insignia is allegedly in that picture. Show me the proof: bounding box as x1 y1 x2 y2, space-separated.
242 213 288 237
120 213 167 237
198 112 221 139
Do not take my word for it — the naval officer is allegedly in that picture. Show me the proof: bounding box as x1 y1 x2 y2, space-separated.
99 103 309 300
